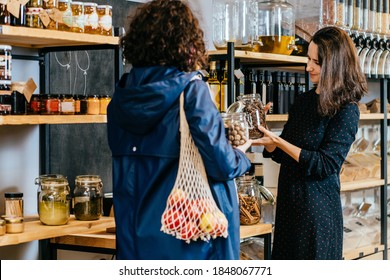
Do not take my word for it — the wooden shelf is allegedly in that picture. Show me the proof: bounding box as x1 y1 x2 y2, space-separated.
240 223 273 239
0 115 107 125
343 244 385 260
266 113 385 123
0 215 115 247
0 25 119 48
207 50 307 65
340 179 385 192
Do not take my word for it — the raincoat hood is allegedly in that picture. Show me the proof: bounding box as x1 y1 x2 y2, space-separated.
109 66 200 134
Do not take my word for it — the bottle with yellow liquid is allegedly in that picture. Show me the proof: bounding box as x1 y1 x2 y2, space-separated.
220 61 228 112
207 61 221 111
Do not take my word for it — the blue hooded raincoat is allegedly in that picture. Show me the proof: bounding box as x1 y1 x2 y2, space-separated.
107 66 251 260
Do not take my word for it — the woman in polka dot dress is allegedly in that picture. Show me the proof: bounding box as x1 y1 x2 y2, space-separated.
253 26 367 259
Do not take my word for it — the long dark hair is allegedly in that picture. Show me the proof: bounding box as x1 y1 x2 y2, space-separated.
311 26 367 116
120 0 208 72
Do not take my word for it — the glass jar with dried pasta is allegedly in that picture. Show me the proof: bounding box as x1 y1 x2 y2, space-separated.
97 5 112 36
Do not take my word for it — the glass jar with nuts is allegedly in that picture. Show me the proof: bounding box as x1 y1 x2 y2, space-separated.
226 112 249 148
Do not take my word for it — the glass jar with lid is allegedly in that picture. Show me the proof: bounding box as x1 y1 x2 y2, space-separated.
71 1 84 33
60 94 75 114
227 93 266 139
38 176 70 225
35 174 67 213
58 0 72 31
73 175 103 221
236 175 262 225
226 112 249 148
256 0 296 55
42 0 58 30
84 2 99 34
97 5 112 36
99 94 111 115
87 94 100 115
212 0 260 51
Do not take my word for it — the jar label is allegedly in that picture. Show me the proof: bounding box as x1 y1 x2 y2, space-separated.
86 13 99 28
62 9 72 27
60 101 75 113
99 15 112 31
74 196 90 203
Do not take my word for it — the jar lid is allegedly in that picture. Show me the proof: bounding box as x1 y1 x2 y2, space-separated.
4 192 23 198
84 2 98 7
76 175 102 184
97 5 112 9
3 215 23 223
0 45 12 50
71 1 84 5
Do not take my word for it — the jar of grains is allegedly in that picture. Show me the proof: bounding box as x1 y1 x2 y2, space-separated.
73 175 103 221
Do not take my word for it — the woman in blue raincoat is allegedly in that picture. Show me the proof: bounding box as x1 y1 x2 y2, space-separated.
107 0 254 260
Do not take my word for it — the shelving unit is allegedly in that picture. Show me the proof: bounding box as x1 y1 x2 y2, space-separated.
210 44 388 260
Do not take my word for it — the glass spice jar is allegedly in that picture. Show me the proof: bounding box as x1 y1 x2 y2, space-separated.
236 175 262 225
227 93 266 139
4 192 24 217
97 5 112 36
28 94 41 114
87 94 100 115
25 7 44 28
41 94 60 114
3 216 24 233
38 176 70 225
73 175 103 221
84 2 99 34
99 94 111 115
0 45 12 81
60 94 75 114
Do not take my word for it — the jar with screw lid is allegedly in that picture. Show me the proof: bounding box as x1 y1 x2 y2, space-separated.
4 192 24 217
0 45 12 81
226 112 249 148
38 176 70 225
97 5 112 36
84 2 99 34
73 175 103 221
87 94 100 115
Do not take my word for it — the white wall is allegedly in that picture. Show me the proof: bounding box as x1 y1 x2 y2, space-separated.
0 47 40 260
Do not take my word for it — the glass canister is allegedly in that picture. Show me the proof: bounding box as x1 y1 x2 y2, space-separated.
73 175 103 221
38 176 70 225
236 175 262 225
97 5 112 36
226 112 250 148
71 1 84 33
35 174 67 213
256 0 296 55
212 0 260 51
227 93 266 138
58 0 72 31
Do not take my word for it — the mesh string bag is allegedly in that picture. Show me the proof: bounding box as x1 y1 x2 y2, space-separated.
161 92 228 243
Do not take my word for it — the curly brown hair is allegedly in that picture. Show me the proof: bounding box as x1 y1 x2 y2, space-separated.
311 26 367 117
120 0 208 72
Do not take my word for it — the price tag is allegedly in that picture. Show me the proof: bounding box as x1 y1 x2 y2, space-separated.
6 0 20 18
39 10 51 27
24 78 38 103
234 69 244 79
51 8 63 23
0 0 8 5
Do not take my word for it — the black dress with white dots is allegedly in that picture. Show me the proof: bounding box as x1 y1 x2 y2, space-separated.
263 88 360 260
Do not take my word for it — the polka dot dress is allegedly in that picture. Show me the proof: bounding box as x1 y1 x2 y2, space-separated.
264 88 360 260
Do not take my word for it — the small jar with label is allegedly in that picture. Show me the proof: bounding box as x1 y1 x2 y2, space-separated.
58 0 72 31
42 0 58 30
0 94 12 115
0 45 12 81
60 94 75 114
28 94 41 114
97 5 112 36
99 95 111 115
25 7 44 28
41 94 60 115
87 94 100 115
73 175 103 220
4 192 24 217
38 176 70 226
71 1 84 33
11 91 27 115
84 2 99 34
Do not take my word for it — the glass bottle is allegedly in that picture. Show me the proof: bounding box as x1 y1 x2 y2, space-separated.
256 0 296 55
73 175 103 221
207 61 221 111
226 112 249 148
38 176 70 225
236 175 262 225
227 93 266 139
220 61 228 112
0 3 11 25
